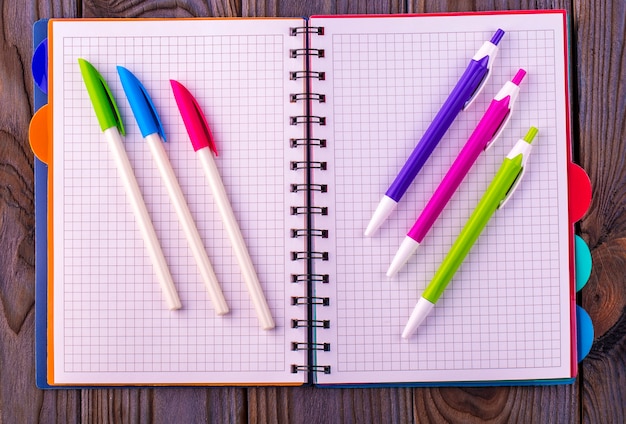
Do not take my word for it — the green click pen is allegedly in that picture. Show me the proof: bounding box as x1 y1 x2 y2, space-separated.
402 127 538 339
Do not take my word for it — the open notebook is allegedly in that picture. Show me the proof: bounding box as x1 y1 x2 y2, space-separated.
30 11 591 387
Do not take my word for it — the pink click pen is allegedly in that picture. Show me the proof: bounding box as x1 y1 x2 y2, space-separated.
388 69 526 277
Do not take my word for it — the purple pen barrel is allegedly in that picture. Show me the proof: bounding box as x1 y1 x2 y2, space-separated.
366 29 504 237
384 29 505 202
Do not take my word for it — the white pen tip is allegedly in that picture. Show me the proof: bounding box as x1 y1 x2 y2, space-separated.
387 237 420 277
365 196 398 236
402 297 435 339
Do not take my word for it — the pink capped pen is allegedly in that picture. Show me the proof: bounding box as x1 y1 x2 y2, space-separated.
388 69 526 277
170 80 275 330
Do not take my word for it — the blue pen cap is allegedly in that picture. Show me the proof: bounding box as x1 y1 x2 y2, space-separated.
117 66 166 141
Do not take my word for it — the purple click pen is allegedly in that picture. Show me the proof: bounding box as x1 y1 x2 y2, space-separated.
365 29 505 237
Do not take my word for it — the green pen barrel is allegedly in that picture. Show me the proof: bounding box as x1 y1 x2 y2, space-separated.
422 154 524 303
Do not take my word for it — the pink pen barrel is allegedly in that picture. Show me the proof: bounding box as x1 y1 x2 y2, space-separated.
407 69 526 243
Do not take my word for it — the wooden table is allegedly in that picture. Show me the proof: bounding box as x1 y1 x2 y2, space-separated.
1 0 624 422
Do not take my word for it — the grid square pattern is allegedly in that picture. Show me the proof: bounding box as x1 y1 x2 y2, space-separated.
51 19 306 384
331 30 563 372
309 14 571 384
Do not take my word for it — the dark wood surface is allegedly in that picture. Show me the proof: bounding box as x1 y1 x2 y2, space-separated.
1 0 624 422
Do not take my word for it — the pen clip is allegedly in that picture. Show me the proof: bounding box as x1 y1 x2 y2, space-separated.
484 73 525 151
462 38 500 111
463 67 491 111
498 134 534 209
170 80 218 156
498 166 525 209
484 109 512 151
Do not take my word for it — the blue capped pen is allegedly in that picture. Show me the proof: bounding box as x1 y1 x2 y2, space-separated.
117 66 229 316
365 29 505 236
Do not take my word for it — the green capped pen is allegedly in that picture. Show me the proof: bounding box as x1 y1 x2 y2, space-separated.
402 127 538 338
78 58 181 310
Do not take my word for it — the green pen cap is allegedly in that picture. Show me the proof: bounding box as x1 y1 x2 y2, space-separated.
78 58 125 135
523 126 539 144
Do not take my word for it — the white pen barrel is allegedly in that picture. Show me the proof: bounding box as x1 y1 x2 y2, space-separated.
104 128 181 310
198 148 275 330
146 134 229 315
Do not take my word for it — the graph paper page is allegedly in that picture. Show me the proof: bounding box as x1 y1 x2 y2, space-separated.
311 13 574 384
49 19 308 385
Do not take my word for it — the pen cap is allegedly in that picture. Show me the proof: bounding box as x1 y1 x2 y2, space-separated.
78 59 125 135
170 80 218 155
117 66 166 141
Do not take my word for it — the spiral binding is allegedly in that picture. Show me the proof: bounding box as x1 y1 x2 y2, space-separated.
289 26 324 36
290 138 326 148
290 115 326 126
292 319 330 329
290 71 325 81
291 161 327 170
291 274 329 283
290 93 326 103
290 206 327 216
291 183 327 193
291 296 330 306
290 48 325 58
291 251 329 261
289 22 330 378
291 228 328 238
291 364 331 374
291 342 330 351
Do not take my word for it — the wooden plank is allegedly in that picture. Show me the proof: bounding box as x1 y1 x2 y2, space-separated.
22 4 249 421
5 0 71 420
247 386 414 423
50 3 247 424
2 0 622 422
0 2 81 423
239 0 582 423
413 386 578 423
406 2 581 422
242 0 406 17
83 0 240 18
408 0 571 14
241 2 409 422
78 387 248 423
575 0 626 422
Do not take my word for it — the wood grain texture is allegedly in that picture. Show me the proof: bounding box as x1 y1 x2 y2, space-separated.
0 2 80 423
243 0 406 17
575 0 626 422
409 0 571 14
0 0 624 422
83 0 240 18
413 386 578 423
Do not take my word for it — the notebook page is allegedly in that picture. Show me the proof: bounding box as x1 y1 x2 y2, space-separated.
311 13 573 384
49 18 307 385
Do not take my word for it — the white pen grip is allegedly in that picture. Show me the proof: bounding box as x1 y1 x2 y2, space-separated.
104 128 181 310
198 148 275 330
146 134 228 315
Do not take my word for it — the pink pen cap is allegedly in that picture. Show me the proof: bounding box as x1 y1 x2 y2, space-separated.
170 80 218 155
